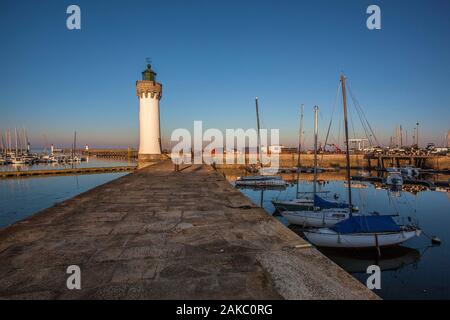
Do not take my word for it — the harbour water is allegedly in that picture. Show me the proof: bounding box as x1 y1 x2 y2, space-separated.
232 173 450 299
1 161 449 299
0 158 133 228
0 156 135 172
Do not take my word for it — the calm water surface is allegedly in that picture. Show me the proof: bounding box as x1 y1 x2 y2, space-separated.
0 172 128 228
232 175 450 299
0 157 135 172
2 162 449 299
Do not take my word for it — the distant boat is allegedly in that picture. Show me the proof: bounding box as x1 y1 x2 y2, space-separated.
39 154 58 163
10 157 26 165
66 156 82 163
235 97 286 188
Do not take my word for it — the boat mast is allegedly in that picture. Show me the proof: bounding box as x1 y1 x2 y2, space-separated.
0 130 4 155
7 129 10 155
297 104 304 169
296 104 304 197
14 128 18 157
8 129 12 155
313 105 319 198
25 128 29 154
255 97 262 167
341 74 353 215
73 131 77 158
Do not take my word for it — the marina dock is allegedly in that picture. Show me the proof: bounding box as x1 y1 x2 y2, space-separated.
0 160 377 299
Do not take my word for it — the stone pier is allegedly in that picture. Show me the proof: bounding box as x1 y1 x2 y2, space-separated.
0 160 378 299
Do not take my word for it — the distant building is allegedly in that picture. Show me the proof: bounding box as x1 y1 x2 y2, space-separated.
261 145 286 154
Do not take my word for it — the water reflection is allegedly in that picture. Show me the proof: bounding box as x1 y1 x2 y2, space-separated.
226 169 450 299
318 246 421 274
0 172 128 228
0 157 135 172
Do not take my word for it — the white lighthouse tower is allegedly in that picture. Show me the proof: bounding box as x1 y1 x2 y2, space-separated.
136 63 163 161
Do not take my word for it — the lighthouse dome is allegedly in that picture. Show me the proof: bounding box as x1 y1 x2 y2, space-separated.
142 64 157 81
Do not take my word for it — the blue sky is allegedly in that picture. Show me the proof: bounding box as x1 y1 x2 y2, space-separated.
0 0 449 149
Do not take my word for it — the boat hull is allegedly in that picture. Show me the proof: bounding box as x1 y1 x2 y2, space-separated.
303 228 421 248
272 199 314 211
282 210 349 227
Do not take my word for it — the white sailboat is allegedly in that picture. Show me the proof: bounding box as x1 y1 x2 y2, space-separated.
304 224 421 248
274 105 352 214
280 106 354 227
235 97 286 188
303 74 421 249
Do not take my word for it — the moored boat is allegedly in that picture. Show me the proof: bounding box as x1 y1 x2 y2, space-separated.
303 74 421 250
234 98 286 188
303 216 421 248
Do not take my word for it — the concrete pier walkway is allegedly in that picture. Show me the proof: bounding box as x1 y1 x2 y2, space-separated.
0 161 378 299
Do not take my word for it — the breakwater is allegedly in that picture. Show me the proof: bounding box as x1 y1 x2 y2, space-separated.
0 160 377 299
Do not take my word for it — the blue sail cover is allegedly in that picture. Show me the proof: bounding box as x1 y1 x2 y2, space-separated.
313 194 349 209
331 216 401 234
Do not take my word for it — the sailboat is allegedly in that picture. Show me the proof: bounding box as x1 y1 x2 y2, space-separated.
235 97 286 188
273 105 353 213
279 106 354 227
10 128 26 165
272 104 314 209
67 131 82 163
303 74 421 248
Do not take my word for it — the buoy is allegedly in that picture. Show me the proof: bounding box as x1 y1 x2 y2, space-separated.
431 236 441 245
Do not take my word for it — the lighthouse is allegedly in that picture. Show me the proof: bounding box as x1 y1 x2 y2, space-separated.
136 64 163 161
